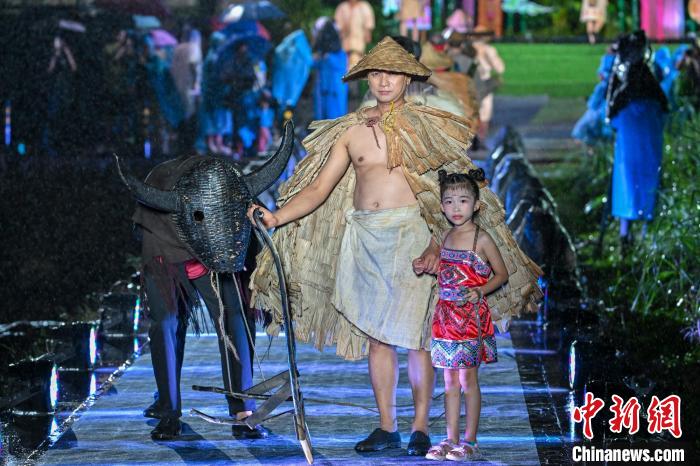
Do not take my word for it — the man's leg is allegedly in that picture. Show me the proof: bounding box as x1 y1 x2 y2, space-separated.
144 273 186 439
369 339 399 432
407 348 434 433
355 339 402 451
195 273 268 439
405 348 434 455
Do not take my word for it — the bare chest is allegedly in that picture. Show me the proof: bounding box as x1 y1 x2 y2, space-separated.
346 123 388 168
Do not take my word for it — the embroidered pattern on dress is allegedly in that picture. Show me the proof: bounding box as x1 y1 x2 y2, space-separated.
431 336 498 368
440 248 491 277
439 288 469 301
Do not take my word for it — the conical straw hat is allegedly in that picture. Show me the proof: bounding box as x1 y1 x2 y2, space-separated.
343 36 432 82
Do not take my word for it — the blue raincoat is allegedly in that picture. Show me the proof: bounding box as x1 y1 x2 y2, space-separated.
313 50 348 120
610 99 665 221
653 47 678 100
572 54 614 144
144 37 185 129
199 33 232 138
272 30 312 108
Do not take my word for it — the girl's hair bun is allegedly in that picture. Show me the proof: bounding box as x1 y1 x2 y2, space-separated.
467 168 486 183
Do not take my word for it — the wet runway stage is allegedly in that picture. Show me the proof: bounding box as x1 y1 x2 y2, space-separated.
36 329 546 465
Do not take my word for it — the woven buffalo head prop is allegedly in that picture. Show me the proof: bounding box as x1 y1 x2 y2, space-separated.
116 121 294 273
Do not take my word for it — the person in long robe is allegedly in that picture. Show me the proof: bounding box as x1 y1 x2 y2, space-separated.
606 32 668 248
313 20 348 120
272 29 313 117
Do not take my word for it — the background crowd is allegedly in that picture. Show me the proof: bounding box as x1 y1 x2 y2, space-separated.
2 0 700 460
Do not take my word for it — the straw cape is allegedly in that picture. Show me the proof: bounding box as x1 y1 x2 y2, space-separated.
342 36 432 82
250 104 543 361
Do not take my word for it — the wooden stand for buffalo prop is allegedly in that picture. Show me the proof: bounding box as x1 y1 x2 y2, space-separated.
191 210 313 464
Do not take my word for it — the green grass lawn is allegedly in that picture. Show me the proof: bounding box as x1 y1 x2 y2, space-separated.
494 44 608 98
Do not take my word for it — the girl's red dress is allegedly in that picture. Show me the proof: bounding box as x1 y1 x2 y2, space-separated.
431 229 498 368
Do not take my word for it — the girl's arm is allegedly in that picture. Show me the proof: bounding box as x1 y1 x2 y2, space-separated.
466 231 509 302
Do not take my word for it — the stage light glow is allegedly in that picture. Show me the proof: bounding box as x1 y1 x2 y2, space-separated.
567 391 577 441
89 324 98 366
4 101 11 146
50 364 59 411
133 297 141 332
89 373 97 397
49 417 60 439
568 340 577 389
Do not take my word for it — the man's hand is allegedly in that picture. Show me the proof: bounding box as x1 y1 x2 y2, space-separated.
415 243 440 275
246 203 279 229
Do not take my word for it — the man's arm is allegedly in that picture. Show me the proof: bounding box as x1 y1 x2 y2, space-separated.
247 134 351 228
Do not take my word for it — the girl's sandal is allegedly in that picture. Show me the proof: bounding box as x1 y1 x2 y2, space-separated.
425 439 459 461
446 441 482 461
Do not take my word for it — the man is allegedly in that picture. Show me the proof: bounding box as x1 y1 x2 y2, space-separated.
471 27 505 141
334 0 375 69
580 0 608 44
249 37 541 455
134 157 268 440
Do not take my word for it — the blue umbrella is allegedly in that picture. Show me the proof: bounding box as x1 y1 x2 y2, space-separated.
221 19 259 37
221 1 286 22
218 31 271 63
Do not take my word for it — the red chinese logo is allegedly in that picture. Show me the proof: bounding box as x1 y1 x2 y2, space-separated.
573 392 605 440
573 393 683 440
609 395 641 435
647 395 682 438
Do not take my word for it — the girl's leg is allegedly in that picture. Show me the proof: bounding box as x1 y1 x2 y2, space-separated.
443 368 462 442
460 367 480 443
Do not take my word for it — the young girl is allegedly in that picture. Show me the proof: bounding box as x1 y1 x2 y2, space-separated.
414 168 508 461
